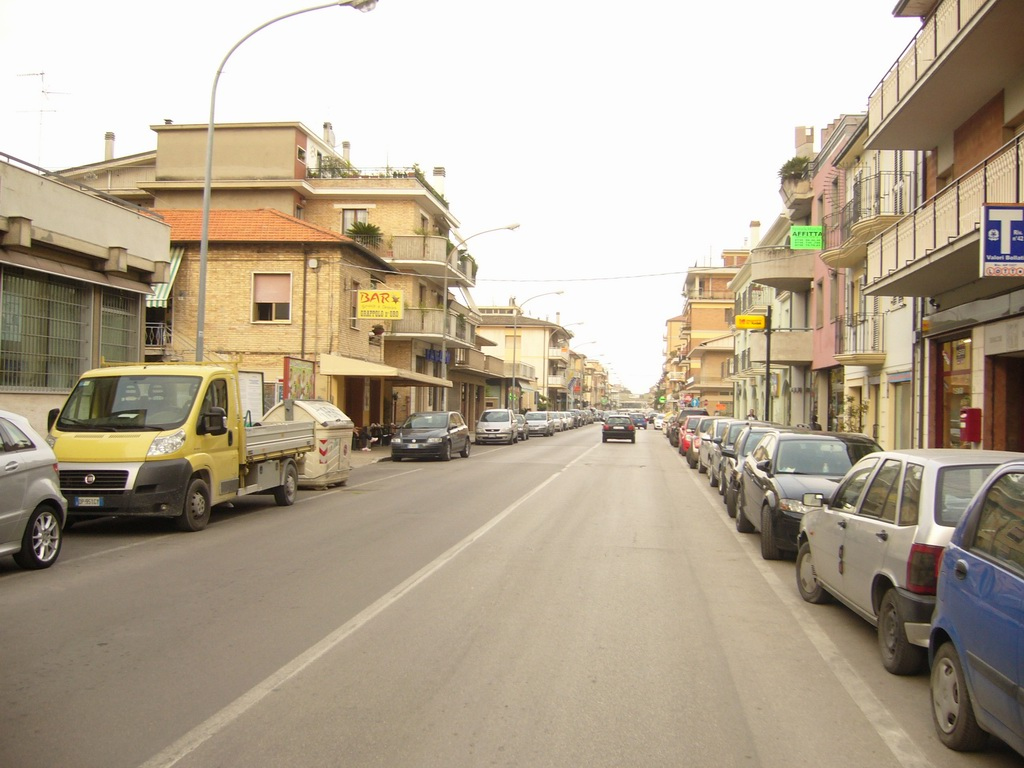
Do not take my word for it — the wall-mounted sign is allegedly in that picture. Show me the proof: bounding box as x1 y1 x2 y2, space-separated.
735 314 766 330
357 289 404 319
790 225 823 250
981 204 1024 276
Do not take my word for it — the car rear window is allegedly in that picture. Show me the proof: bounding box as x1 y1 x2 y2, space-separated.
936 464 1002 526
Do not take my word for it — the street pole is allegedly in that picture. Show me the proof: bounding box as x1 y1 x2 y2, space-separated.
764 304 773 422
438 223 519 410
195 0 378 361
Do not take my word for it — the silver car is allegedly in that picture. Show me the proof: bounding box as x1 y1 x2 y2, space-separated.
525 411 557 437
797 448 1023 675
474 408 518 445
0 410 67 569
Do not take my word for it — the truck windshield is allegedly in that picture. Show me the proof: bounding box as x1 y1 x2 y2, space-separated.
56 375 202 431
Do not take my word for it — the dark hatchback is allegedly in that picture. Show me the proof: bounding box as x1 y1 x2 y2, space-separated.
602 414 636 443
736 430 881 560
390 411 471 462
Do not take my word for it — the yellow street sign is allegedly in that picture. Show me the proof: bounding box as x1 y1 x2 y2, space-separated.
735 314 766 330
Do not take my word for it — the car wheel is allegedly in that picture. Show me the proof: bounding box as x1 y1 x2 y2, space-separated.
760 506 782 560
687 453 697 469
795 542 831 604
878 588 927 675
273 461 299 506
176 477 211 532
440 440 452 461
12 504 63 570
709 464 719 487
630 436 635 443
931 641 988 751
698 457 707 474
725 487 737 519
392 455 402 462
737 493 753 536
460 440 471 459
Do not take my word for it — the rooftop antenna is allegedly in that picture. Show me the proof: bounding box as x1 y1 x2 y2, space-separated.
17 72 70 166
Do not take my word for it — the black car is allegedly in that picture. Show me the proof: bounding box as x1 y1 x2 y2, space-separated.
390 411 471 461
707 419 748 492
736 430 881 560
724 423 779 518
602 414 636 443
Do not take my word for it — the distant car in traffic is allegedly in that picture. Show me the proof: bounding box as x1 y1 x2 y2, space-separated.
602 414 636 443
796 449 1021 674
390 411 472 462
474 408 518 445
524 411 557 437
929 460 1024 757
0 409 66 570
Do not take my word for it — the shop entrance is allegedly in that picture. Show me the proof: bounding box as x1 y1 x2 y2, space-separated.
986 354 1024 452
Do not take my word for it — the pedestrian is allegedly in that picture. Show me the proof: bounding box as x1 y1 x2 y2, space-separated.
357 425 371 451
809 416 822 430
747 409 757 420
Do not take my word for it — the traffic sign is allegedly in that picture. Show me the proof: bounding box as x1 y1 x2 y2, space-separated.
735 314 766 330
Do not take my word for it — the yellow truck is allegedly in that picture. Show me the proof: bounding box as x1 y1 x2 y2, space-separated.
47 363 314 531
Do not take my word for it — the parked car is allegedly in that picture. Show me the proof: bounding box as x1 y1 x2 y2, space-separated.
687 416 718 470
701 417 739 479
708 419 749 492
653 414 665 430
601 414 636 443
929 460 1024 757
474 408 518 445
514 413 530 441
390 411 472 462
736 430 881 560
629 412 647 430
678 414 703 461
665 414 683 447
797 449 1020 675
724 424 779 518
0 409 66 570
524 411 557 437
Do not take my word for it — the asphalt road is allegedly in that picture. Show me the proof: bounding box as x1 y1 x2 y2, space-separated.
1 425 1020 767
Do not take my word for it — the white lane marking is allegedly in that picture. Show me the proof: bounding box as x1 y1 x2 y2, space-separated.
702 477 935 768
139 449 592 768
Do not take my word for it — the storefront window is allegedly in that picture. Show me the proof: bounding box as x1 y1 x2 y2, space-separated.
940 337 972 448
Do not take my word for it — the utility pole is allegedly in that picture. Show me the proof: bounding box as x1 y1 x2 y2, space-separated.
764 305 773 422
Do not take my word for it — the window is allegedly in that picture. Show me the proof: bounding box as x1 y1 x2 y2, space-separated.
861 459 901 522
252 273 292 322
341 209 368 233
833 459 878 512
350 280 360 330
899 463 924 526
971 472 1024 572
1 267 87 391
100 289 139 364
815 279 824 329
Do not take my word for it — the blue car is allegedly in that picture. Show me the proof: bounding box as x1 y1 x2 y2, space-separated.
929 461 1024 757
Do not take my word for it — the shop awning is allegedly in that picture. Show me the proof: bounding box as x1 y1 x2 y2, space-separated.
319 354 451 387
146 247 184 307
0 249 152 294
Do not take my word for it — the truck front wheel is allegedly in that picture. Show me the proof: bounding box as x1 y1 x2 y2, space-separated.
273 461 299 506
177 478 211 532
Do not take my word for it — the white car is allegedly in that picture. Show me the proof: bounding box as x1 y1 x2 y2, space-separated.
0 410 67 569
653 414 665 430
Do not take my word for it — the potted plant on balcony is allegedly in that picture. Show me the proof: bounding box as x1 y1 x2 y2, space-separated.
346 221 383 249
778 156 810 181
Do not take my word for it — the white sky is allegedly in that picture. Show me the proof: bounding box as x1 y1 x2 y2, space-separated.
1 0 921 395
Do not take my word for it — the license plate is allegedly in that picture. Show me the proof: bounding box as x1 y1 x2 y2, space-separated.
74 496 104 507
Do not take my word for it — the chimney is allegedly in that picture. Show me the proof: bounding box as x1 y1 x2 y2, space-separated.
795 126 814 158
104 132 115 161
749 220 761 249
323 122 335 147
342 141 351 163
432 166 446 196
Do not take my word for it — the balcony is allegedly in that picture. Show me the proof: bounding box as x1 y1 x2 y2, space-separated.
388 307 476 349
834 314 886 367
547 346 570 364
864 135 1024 303
503 360 537 380
749 245 814 293
451 348 505 377
821 171 915 269
389 235 477 288
547 374 567 389
868 0 1024 150
748 329 813 366
780 177 813 219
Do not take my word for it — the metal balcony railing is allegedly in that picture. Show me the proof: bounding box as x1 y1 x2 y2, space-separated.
822 171 915 252
834 313 885 356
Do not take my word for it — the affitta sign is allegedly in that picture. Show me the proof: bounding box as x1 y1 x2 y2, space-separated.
981 204 1024 277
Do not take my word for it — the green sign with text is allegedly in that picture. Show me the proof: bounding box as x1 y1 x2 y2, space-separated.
790 226 823 250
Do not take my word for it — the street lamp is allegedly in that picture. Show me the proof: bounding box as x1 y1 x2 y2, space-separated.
195 0 378 361
439 223 519 410
510 290 564 412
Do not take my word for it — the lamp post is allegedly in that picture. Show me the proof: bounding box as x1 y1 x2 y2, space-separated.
438 223 519 410
510 290 563 412
195 0 378 361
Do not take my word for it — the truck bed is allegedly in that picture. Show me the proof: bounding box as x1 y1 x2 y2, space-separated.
244 421 315 461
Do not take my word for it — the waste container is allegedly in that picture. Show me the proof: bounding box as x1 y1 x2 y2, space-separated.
261 399 354 488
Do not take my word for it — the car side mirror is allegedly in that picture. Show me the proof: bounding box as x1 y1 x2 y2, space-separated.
198 406 228 436
48 407 60 431
722 447 736 458
801 492 824 508
756 459 771 473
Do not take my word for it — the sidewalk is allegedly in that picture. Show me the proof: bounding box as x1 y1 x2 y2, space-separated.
349 441 389 468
